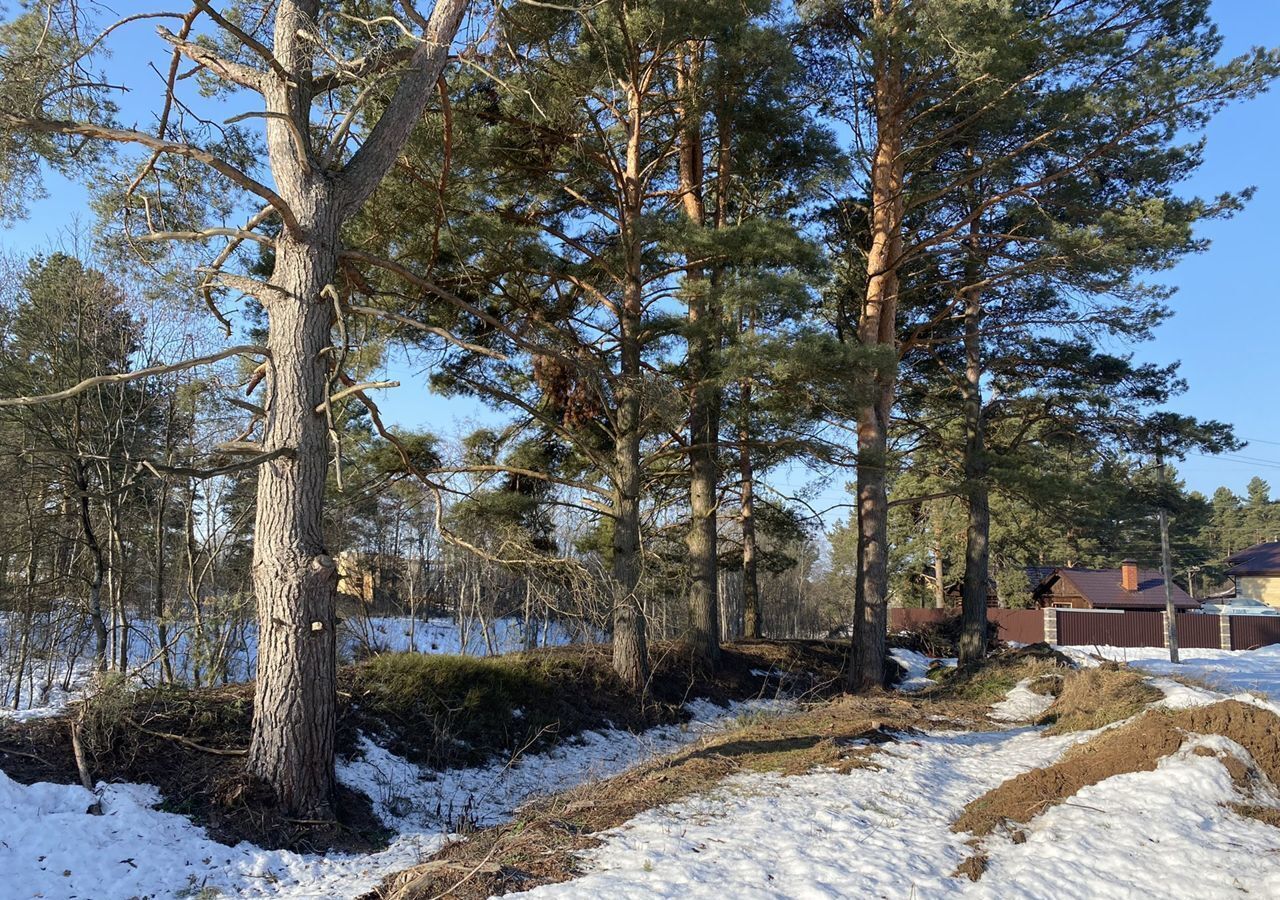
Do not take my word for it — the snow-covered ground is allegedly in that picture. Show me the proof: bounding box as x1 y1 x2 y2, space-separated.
0 613 591 720
512 734 1278 898
1059 643 1280 704
0 698 784 899
889 647 955 692
338 698 790 834
3 641 1278 899
508 645 1280 900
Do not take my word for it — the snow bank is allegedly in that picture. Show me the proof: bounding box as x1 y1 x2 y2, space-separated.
0 699 780 899
508 726 1089 899
1059 644 1280 705
974 734 1280 898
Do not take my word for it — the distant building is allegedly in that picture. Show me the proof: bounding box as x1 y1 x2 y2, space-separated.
1225 542 1280 610
1031 559 1198 611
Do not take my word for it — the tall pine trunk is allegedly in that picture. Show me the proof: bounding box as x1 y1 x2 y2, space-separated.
678 46 720 668
849 39 905 692
932 514 946 609
958 255 989 667
72 457 108 672
612 346 648 690
739 384 761 639
154 479 174 684
611 88 650 692
246 230 341 818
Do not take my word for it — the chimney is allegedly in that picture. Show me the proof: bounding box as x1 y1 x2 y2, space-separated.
1121 559 1138 592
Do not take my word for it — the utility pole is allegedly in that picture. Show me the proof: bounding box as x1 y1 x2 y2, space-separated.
1157 452 1180 664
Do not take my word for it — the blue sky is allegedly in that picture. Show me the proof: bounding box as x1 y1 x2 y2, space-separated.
1134 1 1280 496
3 0 1279 515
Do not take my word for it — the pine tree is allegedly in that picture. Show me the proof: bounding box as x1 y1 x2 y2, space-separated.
802 0 1279 685
1 0 474 818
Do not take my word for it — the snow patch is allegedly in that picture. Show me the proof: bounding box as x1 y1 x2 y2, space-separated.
890 648 953 692
1058 644 1280 706
989 678 1054 723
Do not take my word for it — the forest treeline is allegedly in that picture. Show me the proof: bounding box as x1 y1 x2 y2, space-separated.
1 0 1277 818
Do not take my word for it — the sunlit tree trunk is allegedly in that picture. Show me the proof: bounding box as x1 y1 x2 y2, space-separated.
850 32 905 692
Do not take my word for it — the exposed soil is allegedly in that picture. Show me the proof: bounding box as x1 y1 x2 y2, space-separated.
0 639 851 852
954 699 1280 840
952 849 989 882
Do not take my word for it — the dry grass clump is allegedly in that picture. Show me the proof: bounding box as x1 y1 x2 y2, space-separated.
954 699 1280 843
925 643 1072 704
1034 664 1163 735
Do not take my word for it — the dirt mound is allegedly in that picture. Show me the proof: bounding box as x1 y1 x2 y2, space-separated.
888 613 1003 658
0 639 851 853
924 643 1071 704
1034 664 1162 734
955 699 1280 839
1003 642 1072 667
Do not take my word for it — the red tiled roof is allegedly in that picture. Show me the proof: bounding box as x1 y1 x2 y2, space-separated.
1226 542 1280 576
1040 567 1198 610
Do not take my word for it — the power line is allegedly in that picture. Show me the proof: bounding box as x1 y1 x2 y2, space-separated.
1189 451 1280 471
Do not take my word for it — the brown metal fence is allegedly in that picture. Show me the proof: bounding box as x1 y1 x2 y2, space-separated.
888 607 1280 651
989 609 1045 643
886 608 1045 642
1175 613 1221 649
1230 616 1280 650
888 609 950 631
1053 609 1164 648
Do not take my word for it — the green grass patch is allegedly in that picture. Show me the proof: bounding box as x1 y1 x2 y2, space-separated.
343 648 662 770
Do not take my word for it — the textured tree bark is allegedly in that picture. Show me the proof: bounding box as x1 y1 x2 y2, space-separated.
611 468 649 693
850 32 905 693
958 261 989 668
932 516 947 610
739 381 761 640
247 231 341 819
678 46 720 668
611 83 650 693
612 339 648 691
73 458 108 672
